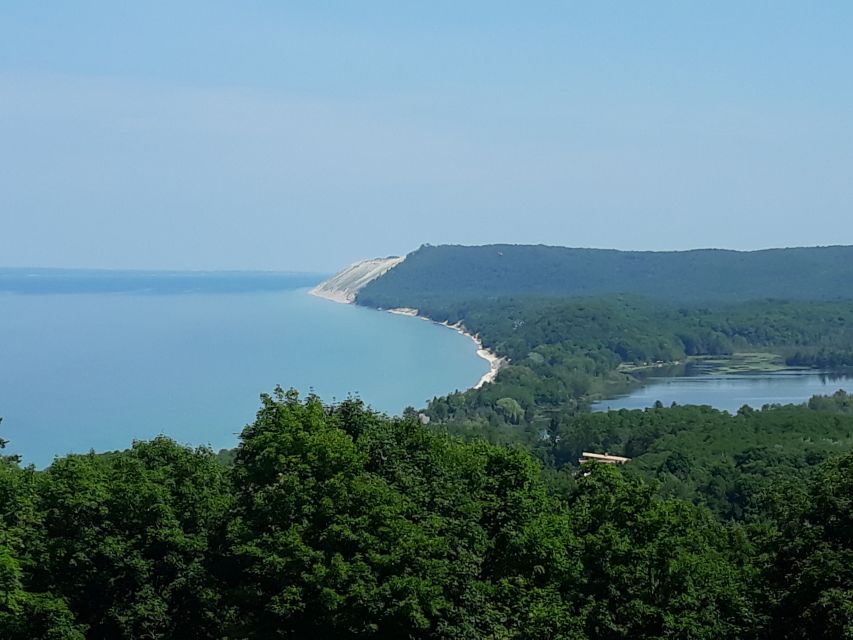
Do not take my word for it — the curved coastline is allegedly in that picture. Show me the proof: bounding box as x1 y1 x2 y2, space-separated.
386 307 505 389
441 321 504 389
309 289 504 390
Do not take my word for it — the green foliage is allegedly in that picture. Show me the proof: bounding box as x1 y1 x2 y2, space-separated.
496 397 525 423
808 389 853 413
0 442 84 640
357 245 853 453
351 245 853 634
223 388 580 638
18 390 852 637
552 403 853 519
567 465 756 639
397 295 853 478
25 438 232 639
358 243 853 305
6 244 853 635
756 454 853 638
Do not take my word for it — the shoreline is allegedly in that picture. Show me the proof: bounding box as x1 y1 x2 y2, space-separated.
390 308 506 389
308 286 356 305
384 305 505 388
308 289 505 389
434 318 504 389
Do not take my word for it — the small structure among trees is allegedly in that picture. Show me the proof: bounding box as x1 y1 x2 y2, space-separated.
579 451 631 465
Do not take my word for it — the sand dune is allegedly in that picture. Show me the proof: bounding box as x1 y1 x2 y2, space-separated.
310 256 404 303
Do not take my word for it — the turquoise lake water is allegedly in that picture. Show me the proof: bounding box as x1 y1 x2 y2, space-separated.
592 370 853 414
0 274 487 466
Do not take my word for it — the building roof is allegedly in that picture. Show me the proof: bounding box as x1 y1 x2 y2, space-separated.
579 451 631 464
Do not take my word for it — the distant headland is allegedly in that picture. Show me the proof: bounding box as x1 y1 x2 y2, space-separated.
313 242 853 390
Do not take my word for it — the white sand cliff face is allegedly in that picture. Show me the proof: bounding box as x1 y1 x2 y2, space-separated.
310 259 505 390
310 256 405 303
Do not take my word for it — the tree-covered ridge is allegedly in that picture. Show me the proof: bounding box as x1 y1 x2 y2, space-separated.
2 390 852 638
357 243 853 304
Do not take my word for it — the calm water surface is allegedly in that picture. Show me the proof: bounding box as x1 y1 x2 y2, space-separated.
0 280 487 466
593 370 853 413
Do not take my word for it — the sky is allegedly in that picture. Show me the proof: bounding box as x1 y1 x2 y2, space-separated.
1 2 852 272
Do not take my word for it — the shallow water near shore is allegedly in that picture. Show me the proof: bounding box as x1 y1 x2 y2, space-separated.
0 281 487 466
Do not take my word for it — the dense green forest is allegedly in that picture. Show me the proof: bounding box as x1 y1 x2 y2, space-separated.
402 296 853 445
2 390 852 639
357 245 853 450
355 247 853 635
402 295 853 365
431 391 853 520
357 244 853 304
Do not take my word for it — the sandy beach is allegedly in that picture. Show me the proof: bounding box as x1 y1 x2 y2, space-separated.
386 307 419 317
309 287 354 304
436 319 504 389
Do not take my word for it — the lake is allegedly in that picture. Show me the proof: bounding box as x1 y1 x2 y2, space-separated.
592 369 853 414
0 271 488 466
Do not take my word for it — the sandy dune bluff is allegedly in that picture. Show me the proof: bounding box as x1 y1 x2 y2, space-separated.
310 256 404 304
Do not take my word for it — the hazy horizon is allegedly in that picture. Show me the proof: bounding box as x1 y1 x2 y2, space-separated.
3 3 852 272
3 241 853 273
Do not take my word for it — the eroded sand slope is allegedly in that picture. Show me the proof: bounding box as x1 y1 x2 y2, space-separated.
310 256 405 303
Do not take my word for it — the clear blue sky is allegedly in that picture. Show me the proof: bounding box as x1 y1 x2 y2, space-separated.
2 2 851 271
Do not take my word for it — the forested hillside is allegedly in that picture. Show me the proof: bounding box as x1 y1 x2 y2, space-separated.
2 390 852 639
357 243 853 305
